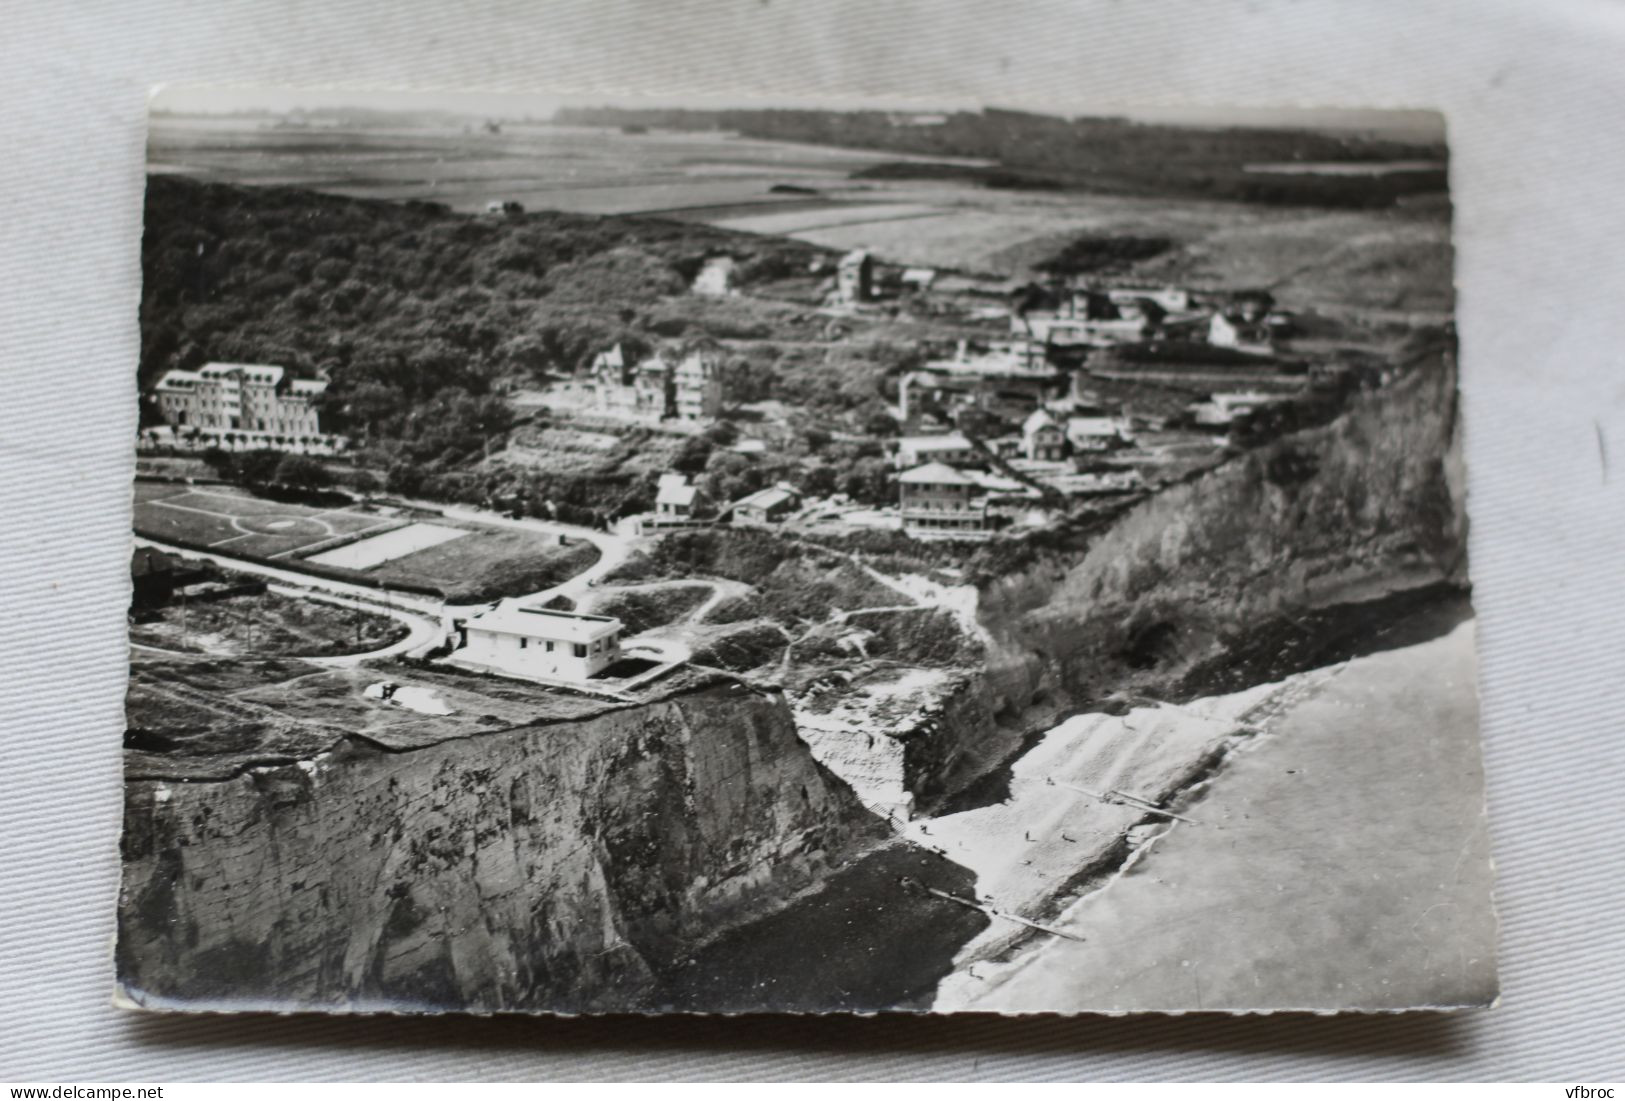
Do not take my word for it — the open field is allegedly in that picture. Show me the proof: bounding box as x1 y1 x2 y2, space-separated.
370 527 599 603
133 481 601 602
130 585 408 659
148 117 977 217
123 652 725 780
148 116 1451 315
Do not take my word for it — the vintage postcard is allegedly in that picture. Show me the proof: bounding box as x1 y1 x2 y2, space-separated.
118 87 1495 1014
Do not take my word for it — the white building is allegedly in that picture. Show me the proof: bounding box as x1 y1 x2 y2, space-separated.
900 267 938 292
835 248 874 304
1106 286 1192 312
894 433 980 469
151 363 329 441
1021 409 1068 461
586 346 722 425
1191 391 1282 426
1066 416 1128 453
899 462 989 540
655 473 699 520
671 352 723 423
1208 311 1274 353
459 602 624 682
693 256 737 297
1018 313 1149 347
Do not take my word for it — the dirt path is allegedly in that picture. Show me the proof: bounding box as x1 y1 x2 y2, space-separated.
285 587 444 667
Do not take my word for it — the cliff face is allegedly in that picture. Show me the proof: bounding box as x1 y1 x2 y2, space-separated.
901 361 1469 805
118 681 887 1013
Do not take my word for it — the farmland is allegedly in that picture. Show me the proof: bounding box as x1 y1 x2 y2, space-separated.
147 115 970 219
149 113 1452 319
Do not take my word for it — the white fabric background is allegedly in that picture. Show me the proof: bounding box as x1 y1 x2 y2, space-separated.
2 0 1622 1082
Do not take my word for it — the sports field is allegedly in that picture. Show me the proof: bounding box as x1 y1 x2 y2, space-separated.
133 482 601 602
307 522 468 569
132 483 403 559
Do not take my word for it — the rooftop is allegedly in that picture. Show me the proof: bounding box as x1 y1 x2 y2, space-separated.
1023 408 1061 434
899 462 977 486
1067 416 1123 437
735 485 798 511
155 364 325 395
199 362 287 384
153 369 201 391
656 479 698 507
898 433 975 452
921 349 1054 379
592 343 626 372
466 601 623 643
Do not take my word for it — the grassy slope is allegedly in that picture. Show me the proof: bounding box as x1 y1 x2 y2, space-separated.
371 530 600 604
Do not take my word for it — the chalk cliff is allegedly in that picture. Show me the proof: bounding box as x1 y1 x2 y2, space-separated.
897 358 1469 805
118 680 889 1012
119 359 1468 1012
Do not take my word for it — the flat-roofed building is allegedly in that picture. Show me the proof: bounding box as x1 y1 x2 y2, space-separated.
1190 391 1283 427
1106 285 1192 312
1018 313 1150 347
459 602 624 682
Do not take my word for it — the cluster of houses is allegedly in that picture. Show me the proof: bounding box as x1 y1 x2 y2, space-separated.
821 248 939 309
625 471 805 536
130 244 1326 701
583 344 724 426
139 261 1299 564
1010 281 1290 356
889 404 1136 541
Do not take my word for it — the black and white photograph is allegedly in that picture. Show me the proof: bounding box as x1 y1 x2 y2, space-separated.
117 85 1495 1016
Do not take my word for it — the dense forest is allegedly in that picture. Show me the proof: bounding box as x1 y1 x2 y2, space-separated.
138 175 927 516
139 174 830 437
554 106 1448 208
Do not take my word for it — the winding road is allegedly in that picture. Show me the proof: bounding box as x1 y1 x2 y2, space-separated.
134 497 636 666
